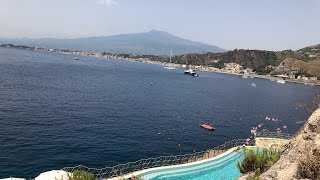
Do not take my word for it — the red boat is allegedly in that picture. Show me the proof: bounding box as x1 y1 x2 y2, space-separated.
200 124 215 131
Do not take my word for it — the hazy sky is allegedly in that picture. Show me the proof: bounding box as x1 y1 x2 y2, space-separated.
0 0 319 50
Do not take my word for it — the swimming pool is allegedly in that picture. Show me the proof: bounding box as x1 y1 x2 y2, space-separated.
137 148 250 180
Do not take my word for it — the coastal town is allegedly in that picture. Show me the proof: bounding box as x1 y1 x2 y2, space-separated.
1 43 319 86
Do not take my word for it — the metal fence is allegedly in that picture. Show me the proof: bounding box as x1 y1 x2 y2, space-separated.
63 139 254 179
255 131 294 140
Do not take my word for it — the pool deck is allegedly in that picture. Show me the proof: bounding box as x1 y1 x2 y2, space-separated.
255 137 289 149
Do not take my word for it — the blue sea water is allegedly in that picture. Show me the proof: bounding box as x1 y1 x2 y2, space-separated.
0 47 319 178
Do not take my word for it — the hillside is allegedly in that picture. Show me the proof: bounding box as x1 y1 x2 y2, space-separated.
0 30 225 55
168 44 320 76
271 58 320 78
275 44 320 61
171 49 281 74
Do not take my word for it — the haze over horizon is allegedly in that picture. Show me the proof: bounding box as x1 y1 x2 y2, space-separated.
1 0 320 51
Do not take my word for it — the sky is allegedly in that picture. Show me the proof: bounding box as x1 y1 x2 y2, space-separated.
0 0 319 50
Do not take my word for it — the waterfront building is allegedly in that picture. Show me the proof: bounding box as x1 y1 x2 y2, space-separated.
310 77 318 81
289 75 296 79
302 76 310 81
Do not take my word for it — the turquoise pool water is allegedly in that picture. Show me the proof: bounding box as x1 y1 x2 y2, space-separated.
138 149 249 180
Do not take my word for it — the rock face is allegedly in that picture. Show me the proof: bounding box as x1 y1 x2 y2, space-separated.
35 170 70 180
271 58 301 75
260 109 320 180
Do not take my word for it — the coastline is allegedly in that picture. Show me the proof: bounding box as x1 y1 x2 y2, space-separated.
1 45 319 86
210 70 320 86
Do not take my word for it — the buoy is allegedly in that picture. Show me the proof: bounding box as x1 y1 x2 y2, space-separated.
158 132 161 135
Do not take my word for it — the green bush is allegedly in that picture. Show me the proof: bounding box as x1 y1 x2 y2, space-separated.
68 170 96 180
237 148 281 177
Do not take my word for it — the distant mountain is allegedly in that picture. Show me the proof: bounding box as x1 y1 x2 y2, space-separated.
0 30 225 55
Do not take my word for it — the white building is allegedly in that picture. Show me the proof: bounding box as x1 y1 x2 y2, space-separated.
289 75 296 79
302 76 310 81
223 63 243 73
310 77 318 81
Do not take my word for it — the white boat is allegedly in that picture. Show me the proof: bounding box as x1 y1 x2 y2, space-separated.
184 67 198 77
250 83 256 87
277 80 286 84
164 50 176 70
242 75 248 78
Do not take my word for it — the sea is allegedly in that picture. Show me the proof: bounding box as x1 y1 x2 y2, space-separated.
0 47 318 178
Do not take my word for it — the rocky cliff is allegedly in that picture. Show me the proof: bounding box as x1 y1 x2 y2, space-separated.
270 58 301 75
259 109 320 180
271 58 320 78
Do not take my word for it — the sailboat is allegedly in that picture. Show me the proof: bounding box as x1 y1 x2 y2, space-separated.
164 50 176 70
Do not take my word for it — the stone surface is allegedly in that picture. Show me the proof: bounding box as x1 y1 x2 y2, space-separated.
255 138 289 149
35 170 70 180
237 172 255 180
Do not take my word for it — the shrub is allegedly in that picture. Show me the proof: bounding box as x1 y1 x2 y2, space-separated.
68 170 96 180
237 148 281 177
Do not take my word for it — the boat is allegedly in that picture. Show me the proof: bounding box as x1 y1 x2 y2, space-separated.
200 124 215 131
164 50 176 70
250 83 256 87
277 79 286 84
184 67 199 77
242 75 248 78
74 58 79 60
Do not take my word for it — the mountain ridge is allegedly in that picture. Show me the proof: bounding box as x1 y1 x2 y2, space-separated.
0 30 225 55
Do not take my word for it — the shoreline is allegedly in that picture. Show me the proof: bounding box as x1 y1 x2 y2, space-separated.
208 70 320 86
1 45 319 86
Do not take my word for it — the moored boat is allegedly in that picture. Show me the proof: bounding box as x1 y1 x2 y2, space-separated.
250 83 256 87
277 79 286 84
184 67 198 77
